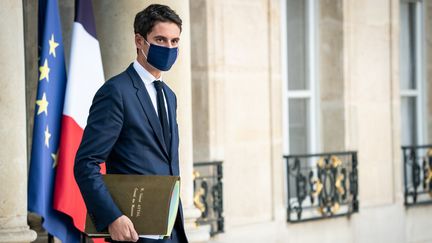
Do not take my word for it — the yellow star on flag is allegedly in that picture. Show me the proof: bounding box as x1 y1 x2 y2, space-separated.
49 34 59 57
36 93 49 116
44 126 51 148
39 59 50 82
51 152 58 168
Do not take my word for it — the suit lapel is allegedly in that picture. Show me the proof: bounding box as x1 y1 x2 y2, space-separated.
126 65 170 160
163 85 177 160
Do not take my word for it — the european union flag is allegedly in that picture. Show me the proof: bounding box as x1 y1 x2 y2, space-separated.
28 0 81 242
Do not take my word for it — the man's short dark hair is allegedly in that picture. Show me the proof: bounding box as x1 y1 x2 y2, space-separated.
134 4 182 39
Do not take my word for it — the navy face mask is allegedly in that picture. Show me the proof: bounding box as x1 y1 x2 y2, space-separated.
142 40 178 71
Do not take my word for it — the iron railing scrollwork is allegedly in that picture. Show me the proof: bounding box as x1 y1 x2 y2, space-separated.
402 145 432 206
193 161 224 236
284 151 359 222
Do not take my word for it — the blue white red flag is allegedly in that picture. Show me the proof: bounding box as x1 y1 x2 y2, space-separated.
28 0 81 242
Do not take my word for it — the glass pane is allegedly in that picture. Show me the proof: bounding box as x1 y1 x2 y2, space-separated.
289 98 309 154
400 2 417 90
287 0 308 90
401 97 417 145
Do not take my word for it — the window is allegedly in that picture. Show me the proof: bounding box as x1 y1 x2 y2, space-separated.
281 0 320 211
282 0 320 155
400 0 426 146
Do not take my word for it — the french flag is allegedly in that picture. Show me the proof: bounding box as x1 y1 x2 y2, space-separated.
53 0 105 237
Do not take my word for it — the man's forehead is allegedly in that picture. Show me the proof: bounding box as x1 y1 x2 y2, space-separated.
148 22 181 38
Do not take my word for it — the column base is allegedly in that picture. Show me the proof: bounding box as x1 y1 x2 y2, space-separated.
183 206 211 243
0 226 37 243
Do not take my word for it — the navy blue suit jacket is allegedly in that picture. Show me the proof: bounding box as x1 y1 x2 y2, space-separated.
74 64 188 242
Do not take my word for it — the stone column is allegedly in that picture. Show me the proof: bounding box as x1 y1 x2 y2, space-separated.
93 1 210 241
0 1 37 242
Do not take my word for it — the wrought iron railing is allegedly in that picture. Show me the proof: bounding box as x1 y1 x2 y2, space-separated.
402 145 432 206
284 151 359 222
193 161 224 236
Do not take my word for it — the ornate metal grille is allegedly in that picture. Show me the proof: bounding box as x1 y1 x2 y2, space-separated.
284 152 359 222
193 161 224 236
402 145 432 206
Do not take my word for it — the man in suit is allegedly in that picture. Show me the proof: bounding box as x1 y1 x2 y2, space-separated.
74 4 188 243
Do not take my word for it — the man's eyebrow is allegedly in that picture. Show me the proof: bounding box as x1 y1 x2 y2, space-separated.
153 35 167 40
153 35 180 41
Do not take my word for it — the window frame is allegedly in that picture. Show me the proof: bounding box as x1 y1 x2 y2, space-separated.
400 0 427 146
281 0 321 155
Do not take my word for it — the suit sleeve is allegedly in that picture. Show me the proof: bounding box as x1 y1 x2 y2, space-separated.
74 82 124 232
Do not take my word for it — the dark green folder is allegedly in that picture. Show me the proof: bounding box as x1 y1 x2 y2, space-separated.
85 174 180 240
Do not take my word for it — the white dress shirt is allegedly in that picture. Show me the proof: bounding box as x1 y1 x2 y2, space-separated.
133 60 169 121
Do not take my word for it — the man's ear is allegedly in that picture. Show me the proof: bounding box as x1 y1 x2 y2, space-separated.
135 34 144 49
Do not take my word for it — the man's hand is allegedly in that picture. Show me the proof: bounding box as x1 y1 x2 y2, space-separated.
108 215 139 242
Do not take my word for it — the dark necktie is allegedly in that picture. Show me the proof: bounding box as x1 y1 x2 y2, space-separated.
153 81 171 154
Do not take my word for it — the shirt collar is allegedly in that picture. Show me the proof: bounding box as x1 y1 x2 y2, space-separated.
133 60 163 85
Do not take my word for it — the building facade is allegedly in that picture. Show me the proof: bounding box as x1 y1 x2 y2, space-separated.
0 0 432 242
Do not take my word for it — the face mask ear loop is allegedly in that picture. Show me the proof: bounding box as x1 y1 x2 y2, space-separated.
141 37 151 60
141 48 148 60
144 39 150 46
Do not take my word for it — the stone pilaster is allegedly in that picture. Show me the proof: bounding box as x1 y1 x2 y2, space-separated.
0 1 37 242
